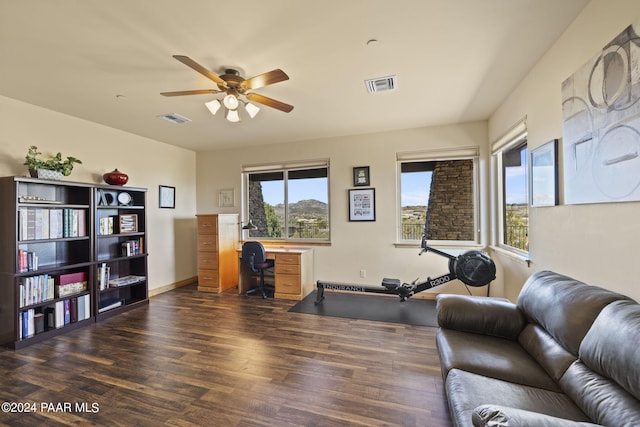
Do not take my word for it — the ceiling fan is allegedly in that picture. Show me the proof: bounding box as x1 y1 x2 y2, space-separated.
161 55 293 122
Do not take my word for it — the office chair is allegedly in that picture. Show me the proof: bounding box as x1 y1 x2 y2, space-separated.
241 241 275 298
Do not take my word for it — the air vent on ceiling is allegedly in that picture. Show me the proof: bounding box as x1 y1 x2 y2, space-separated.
158 113 192 124
365 75 397 93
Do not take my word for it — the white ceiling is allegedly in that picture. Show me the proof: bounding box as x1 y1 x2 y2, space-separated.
0 0 589 152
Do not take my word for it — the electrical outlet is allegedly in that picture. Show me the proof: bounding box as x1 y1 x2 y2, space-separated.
360 269 366 278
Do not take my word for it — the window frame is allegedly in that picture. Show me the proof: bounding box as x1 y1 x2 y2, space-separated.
242 159 330 243
492 120 529 256
396 147 480 246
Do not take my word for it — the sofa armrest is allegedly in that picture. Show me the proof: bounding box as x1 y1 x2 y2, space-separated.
436 294 526 339
472 404 602 427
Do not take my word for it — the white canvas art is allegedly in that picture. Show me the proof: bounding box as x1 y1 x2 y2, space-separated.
562 19 640 204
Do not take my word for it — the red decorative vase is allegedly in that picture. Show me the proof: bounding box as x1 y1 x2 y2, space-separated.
103 169 129 186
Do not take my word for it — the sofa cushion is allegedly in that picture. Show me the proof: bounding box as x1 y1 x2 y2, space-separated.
518 324 576 382
516 271 630 355
559 361 640 427
579 300 640 400
472 404 602 427
437 329 560 391
436 294 526 340
445 369 591 427
557 299 640 426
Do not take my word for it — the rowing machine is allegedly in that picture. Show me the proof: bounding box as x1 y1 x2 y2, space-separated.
315 234 496 304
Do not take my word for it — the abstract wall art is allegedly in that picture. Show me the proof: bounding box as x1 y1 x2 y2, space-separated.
562 18 640 204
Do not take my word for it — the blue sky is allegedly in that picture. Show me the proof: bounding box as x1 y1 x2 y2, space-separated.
261 178 328 205
401 171 431 206
505 150 529 204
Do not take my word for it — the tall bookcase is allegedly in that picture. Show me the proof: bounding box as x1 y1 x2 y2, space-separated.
0 177 148 348
94 184 148 319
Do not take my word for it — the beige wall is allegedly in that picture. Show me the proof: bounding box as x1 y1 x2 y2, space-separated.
0 95 198 292
489 0 640 301
196 121 496 297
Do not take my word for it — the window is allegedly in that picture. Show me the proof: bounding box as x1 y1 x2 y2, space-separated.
397 147 479 244
492 119 528 253
501 142 528 252
243 161 329 241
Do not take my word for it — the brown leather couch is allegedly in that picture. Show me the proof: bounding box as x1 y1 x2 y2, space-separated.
435 270 640 427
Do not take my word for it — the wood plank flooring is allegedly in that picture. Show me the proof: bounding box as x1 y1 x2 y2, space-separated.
0 284 452 426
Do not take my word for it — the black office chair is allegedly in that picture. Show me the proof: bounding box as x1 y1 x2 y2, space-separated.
241 241 275 298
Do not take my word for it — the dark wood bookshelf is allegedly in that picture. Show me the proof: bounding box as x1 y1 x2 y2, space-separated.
0 176 148 348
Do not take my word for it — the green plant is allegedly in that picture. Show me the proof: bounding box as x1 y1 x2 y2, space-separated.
24 145 82 176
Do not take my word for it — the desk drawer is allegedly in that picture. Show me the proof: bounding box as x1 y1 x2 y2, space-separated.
197 217 218 234
275 263 300 275
198 253 219 268
197 236 218 252
275 253 300 265
276 274 301 294
198 269 219 287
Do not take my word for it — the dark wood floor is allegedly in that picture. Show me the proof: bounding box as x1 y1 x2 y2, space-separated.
0 284 452 426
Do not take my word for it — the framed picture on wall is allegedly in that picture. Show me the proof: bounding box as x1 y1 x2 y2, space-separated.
219 189 234 207
530 139 559 207
159 185 175 209
353 166 370 186
349 188 376 221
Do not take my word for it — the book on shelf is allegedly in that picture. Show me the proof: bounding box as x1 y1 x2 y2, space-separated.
63 299 71 325
19 274 55 308
49 209 64 239
121 239 143 256
99 216 114 235
108 275 146 287
34 313 45 334
98 297 125 313
54 271 88 298
18 207 86 240
18 249 39 273
98 263 111 291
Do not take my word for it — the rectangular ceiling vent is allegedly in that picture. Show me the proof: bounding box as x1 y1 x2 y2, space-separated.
158 113 192 124
365 75 397 93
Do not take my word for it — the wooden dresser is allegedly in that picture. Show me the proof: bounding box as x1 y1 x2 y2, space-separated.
196 214 239 293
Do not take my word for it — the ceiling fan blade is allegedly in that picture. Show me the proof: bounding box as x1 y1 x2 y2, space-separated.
160 89 221 97
172 55 227 87
245 92 294 113
241 69 289 90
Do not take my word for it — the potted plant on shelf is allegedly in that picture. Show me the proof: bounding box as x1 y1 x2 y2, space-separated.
24 145 82 180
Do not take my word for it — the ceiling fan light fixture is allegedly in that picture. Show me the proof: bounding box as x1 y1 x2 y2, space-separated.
205 99 221 115
244 102 260 118
226 108 241 123
223 94 239 110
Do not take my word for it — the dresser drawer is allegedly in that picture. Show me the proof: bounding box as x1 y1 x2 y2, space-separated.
275 274 301 294
197 252 219 268
197 236 218 252
275 253 300 265
197 216 218 234
275 263 301 275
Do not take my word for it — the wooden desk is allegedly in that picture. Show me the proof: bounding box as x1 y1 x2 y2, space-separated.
238 247 314 300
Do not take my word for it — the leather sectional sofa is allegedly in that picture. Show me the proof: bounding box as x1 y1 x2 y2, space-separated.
435 270 640 426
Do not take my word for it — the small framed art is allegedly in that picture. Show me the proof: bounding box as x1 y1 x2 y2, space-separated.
219 189 234 207
159 185 175 209
118 214 138 234
353 166 370 186
349 188 376 221
530 139 559 207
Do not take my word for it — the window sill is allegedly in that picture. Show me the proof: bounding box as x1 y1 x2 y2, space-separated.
394 241 483 249
488 245 531 266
